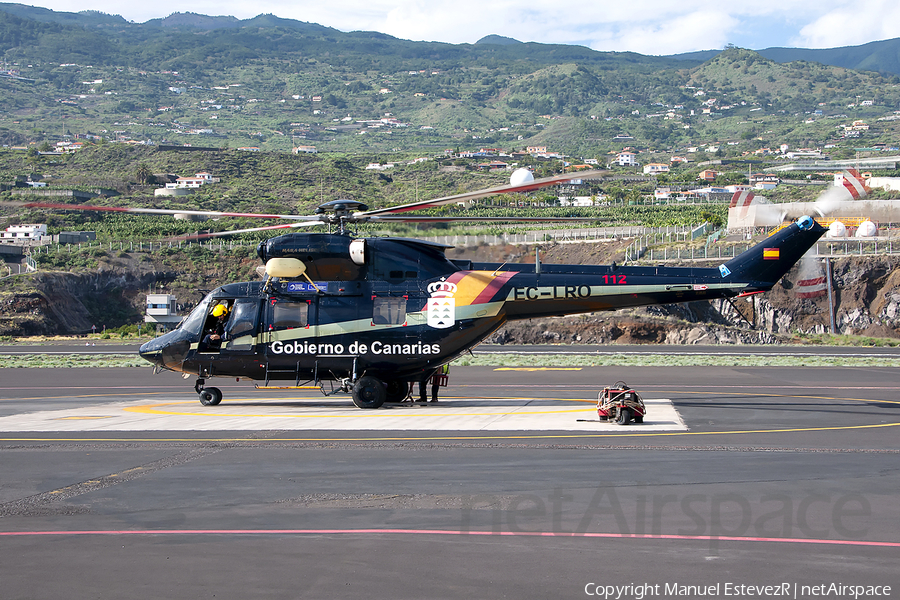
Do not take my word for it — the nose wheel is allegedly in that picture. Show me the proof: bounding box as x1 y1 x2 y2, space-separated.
195 378 223 406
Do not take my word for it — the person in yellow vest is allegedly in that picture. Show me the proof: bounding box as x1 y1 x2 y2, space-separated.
418 364 450 403
431 364 450 403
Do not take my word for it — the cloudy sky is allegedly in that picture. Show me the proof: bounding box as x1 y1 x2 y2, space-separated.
20 0 900 56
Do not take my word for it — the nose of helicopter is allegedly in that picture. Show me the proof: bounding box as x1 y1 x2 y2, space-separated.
139 338 164 367
139 330 191 371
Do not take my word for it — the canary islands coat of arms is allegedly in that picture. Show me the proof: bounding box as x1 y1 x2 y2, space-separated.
426 279 457 329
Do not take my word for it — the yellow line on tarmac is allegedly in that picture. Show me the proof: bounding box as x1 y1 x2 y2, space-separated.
3 421 900 444
676 389 900 406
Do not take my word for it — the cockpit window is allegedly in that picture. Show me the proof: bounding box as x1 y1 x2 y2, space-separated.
178 296 213 336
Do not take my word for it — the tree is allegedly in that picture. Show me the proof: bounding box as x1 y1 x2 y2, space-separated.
700 210 723 228
135 163 153 185
25 146 41 172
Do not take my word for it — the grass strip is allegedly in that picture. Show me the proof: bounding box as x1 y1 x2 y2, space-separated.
453 353 900 368
0 354 150 368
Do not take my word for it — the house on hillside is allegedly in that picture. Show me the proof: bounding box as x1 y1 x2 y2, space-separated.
643 163 670 175
156 172 219 196
167 172 216 189
698 169 719 181
615 151 638 167
475 161 509 170
749 174 780 190
1 224 48 245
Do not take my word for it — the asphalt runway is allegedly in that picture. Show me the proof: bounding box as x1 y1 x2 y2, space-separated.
1 364 898 599
5 342 900 356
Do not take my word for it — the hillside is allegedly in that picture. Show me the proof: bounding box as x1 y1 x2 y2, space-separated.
2 6 900 156
670 38 900 78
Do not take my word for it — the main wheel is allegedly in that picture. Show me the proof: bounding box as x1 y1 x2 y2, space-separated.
615 407 633 425
351 376 386 409
199 387 222 406
384 379 409 403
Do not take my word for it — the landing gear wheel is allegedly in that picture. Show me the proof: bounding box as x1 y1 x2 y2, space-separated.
384 380 409 403
199 387 222 406
616 407 633 425
352 376 386 409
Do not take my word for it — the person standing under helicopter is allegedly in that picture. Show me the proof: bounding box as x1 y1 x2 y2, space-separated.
418 363 450 403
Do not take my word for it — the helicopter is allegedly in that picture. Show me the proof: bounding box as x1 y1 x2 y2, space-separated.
9 169 827 408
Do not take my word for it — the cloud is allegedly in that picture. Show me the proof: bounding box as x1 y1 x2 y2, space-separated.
584 11 740 55
344 1 742 53
793 0 900 48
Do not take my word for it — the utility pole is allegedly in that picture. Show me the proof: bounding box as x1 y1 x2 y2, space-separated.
825 257 837 334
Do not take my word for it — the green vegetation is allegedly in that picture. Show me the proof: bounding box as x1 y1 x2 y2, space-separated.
0 353 149 368
2 9 900 157
2 6 900 340
1 144 735 245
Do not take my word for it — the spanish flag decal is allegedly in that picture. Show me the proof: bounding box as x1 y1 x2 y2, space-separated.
763 247 780 260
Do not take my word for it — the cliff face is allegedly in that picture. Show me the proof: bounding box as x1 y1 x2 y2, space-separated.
2 242 899 343
1 245 257 336
0 270 166 335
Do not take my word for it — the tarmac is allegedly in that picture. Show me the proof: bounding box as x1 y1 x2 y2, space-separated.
0 360 898 599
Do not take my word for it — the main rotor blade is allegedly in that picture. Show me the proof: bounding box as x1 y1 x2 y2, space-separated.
1 200 315 221
358 169 607 216
176 220 326 240
369 216 600 223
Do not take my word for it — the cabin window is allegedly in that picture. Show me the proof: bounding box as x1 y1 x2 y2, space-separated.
224 299 259 351
272 301 309 329
372 296 406 325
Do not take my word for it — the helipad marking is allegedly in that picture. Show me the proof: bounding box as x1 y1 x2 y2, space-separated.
0 395 686 433
124 398 596 418
1 389 896 439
